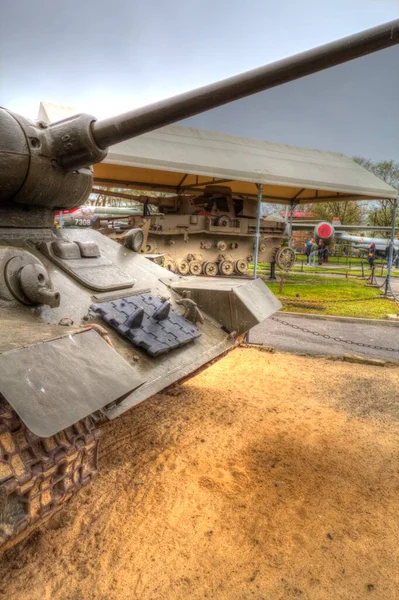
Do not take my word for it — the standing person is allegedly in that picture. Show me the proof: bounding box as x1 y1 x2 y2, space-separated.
311 238 318 265
323 243 329 263
304 238 313 265
368 242 376 268
318 240 325 266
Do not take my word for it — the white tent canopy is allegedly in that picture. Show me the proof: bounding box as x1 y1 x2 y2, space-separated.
39 102 397 205
96 126 397 204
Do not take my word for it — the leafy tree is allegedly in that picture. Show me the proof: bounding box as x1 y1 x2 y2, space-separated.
353 158 399 228
309 199 366 225
309 159 399 229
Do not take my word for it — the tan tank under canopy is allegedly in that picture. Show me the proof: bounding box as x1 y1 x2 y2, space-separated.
0 20 398 550
87 124 398 275
89 184 292 274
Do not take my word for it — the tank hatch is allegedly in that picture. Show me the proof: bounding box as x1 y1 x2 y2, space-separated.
91 294 201 356
38 239 135 292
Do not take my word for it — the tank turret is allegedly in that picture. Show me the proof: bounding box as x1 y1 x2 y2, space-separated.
0 20 397 551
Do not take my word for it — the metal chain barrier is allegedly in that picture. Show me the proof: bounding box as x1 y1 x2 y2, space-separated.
380 278 399 304
270 316 399 353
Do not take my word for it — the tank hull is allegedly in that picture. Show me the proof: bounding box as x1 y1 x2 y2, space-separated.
141 214 285 275
102 188 292 273
0 227 281 549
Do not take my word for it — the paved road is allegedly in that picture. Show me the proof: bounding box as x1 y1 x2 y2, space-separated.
248 314 399 360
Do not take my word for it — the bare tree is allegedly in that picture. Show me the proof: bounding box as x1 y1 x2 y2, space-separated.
353 158 399 228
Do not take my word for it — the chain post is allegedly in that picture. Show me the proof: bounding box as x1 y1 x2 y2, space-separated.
367 265 378 286
253 183 263 279
384 199 398 298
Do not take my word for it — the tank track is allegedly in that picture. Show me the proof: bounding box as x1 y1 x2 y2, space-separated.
0 396 100 550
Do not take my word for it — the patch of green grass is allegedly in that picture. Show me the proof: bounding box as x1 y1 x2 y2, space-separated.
263 273 399 319
289 265 392 278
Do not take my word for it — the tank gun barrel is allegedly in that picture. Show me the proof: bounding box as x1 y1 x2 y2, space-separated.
1 19 398 223
92 19 399 149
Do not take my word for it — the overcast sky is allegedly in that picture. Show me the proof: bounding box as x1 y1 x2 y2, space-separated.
1 0 398 161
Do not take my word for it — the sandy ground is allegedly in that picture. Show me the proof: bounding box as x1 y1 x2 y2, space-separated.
0 349 398 600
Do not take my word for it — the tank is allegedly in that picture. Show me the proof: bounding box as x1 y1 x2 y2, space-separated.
54 205 146 228
100 186 295 274
0 19 397 551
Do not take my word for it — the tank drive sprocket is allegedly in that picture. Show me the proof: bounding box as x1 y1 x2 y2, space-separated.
275 247 296 270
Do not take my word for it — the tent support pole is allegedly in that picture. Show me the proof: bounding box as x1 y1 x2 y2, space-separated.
384 198 397 297
289 200 296 246
253 183 263 279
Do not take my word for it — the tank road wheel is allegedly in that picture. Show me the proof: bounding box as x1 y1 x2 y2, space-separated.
203 261 218 276
0 397 99 551
234 258 248 275
219 259 234 276
176 259 190 276
163 258 176 272
189 260 203 276
275 247 296 271
215 215 232 227
124 228 144 252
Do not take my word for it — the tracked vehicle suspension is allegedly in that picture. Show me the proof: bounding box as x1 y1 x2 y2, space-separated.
0 397 99 550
